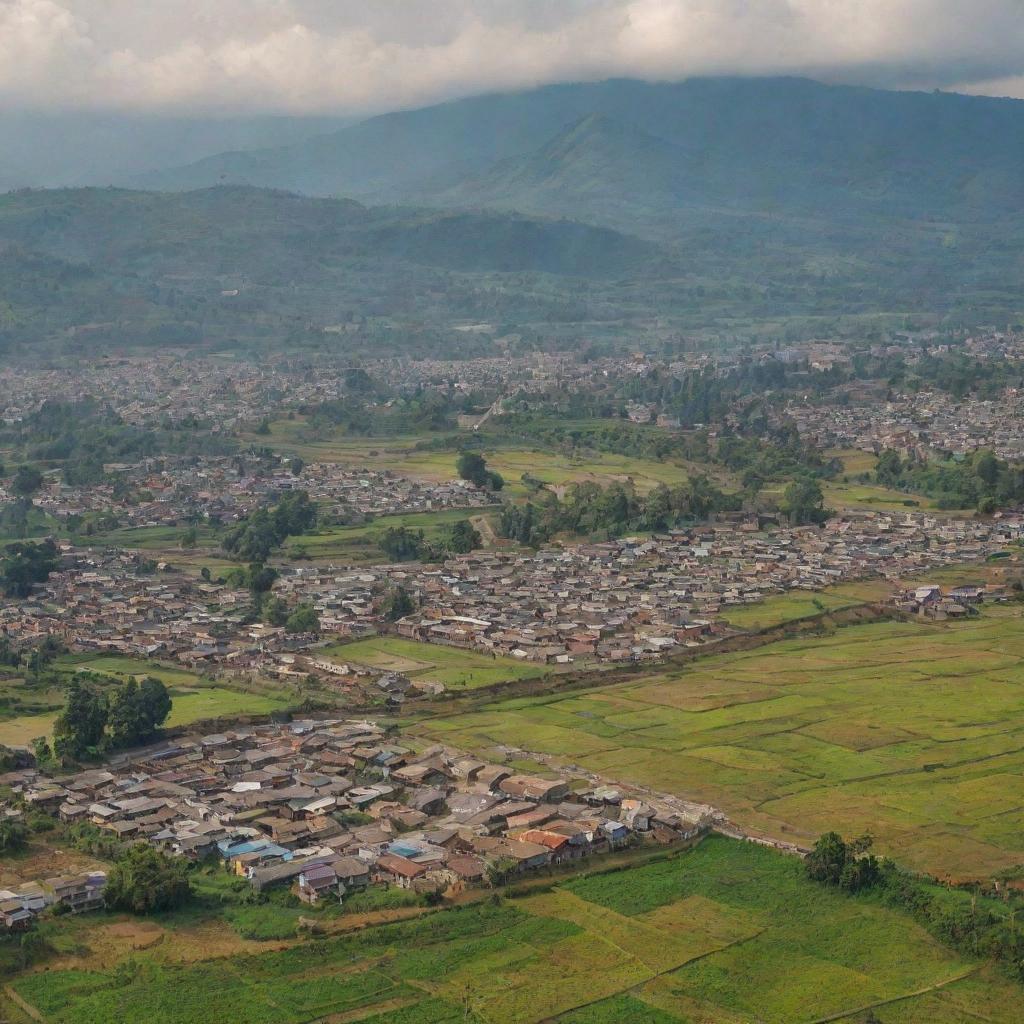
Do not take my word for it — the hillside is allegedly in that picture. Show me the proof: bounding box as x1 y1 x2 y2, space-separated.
117 77 1024 330
137 76 1024 229
0 186 668 357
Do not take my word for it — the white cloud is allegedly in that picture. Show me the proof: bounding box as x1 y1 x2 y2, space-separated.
1 0 1023 114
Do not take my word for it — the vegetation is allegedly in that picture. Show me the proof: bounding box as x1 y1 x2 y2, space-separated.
456 452 505 492
9 837 1023 1024
105 844 192 914
416 607 1024 879
53 675 173 758
0 538 59 597
874 448 1024 511
497 477 737 545
378 518 483 563
222 491 317 562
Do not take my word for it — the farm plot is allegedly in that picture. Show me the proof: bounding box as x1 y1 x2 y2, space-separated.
417 610 1024 879
319 636 544 690
0 655 293 745
11 838 1022 1024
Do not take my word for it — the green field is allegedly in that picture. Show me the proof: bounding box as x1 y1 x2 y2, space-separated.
241 422 699 497
0 655 292 746
97 508 494 567
416 608 1024 880
722 580 890 631
9 837 1021 1024
320 636 545 690
294 508 492 563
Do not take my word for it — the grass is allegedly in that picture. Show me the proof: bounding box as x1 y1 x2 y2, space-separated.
9 837 1022 1024
320 636 545 690
238 422 699 498
722 580 890 631
0 655 293 746
293 508 490 563
416 605 1024 880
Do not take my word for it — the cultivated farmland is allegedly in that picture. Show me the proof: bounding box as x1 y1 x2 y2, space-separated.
416 608 1024 879
319 636 545 690
9 838 1022 1024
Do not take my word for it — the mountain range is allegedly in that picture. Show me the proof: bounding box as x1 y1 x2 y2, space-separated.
3 76 1024 358
133 77 1024 239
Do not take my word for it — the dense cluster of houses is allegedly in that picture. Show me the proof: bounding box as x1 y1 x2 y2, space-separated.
0 719 711 929
786 387 1024 463
22 456 496 533
0 508 1015 681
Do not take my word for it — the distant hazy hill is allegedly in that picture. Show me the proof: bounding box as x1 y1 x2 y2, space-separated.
134 77 1024 237
0 112 352 193
0 186 668 356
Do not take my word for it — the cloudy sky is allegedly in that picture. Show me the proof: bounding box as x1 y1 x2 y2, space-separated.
5 0 1024 115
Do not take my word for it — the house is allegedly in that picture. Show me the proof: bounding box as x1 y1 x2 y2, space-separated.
297 864 341 904
0 898 32 931
44 873 106 914
375 853 427 888
332 856 371 893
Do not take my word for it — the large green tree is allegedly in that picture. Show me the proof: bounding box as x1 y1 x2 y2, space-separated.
105 845 192 914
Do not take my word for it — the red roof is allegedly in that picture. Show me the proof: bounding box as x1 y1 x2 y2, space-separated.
376 854 426 879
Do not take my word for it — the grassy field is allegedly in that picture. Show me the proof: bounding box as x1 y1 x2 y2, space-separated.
294 508 492 563
8 837 1021 1024
95 508 494 567
240 421 700 497
320 636 545 690
0 655 293 746
722 580 891 631
416 606 1024 880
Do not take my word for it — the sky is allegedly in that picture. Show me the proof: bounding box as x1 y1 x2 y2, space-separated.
4 0 1024 116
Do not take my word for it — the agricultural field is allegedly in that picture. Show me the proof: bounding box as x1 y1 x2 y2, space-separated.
294 508 493 563
242 421 700 497
319 636 545 690
416 606 1024 880
7 838 1022 1024
0 655 293 747
722 580 890 631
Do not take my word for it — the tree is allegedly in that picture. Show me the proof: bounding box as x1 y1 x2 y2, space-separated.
263 595 289 626
53 680 108 759
10 464 43 498
108 677 172 749
806 831 880 893
456 452 503 491
285 603 320 634
105 844 192 914
179 526 198 549
456 452 489 487
0 818 28 853
0 539 59 598
382 585 415 622
290 457 305 477
447 519 482 554
781 476 829 525
805 831 848 886
137 677 172 733
485 856 518 887
379 526 427 562
246 562 279 610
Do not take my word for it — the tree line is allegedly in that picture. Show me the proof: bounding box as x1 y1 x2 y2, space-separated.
43 675 173 762
497 477 739 547
807 831 1024 983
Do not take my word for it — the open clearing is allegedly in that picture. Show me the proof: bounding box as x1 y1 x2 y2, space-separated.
0 655 292 746
241 422 697 497
320 636 545 690
9 837 1021 1024
722 580 890 631
416 607 1024 879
